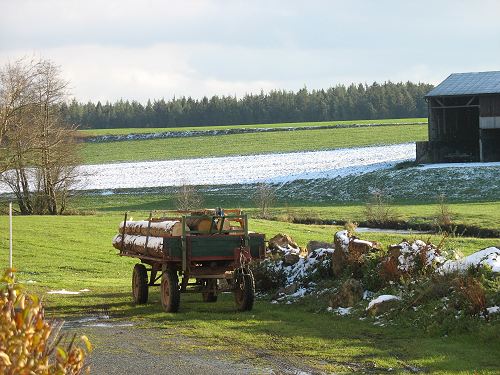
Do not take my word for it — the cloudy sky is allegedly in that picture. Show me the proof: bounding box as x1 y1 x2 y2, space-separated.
1 0 499 103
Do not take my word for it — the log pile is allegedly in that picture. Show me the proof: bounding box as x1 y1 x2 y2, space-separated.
112 234 164 257
113 219 185 257
118 220 184 237
113 211 245 258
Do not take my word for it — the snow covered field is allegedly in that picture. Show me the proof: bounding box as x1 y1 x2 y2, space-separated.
71 143 416 191
1 142 499 195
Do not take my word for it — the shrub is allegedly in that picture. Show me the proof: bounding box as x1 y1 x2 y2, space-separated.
344 221 358 236
361 251 387 291
0 269 91 374
250 260 286 291
452 275 487 315
364 190 398 225
434 194 454 228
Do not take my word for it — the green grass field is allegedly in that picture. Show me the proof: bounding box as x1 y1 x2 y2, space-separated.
2 115 498 373
72 192 500 231
0 213 498 373
81 124 427 164
79 118 427 137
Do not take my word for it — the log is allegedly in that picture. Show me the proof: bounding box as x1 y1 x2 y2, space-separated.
113 234 164 258
119 220 185 237
190 218 231 232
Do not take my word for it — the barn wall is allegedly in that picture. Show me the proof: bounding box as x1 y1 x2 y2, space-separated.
480 95 500 117
480 129 500 162
418 96 480 162
418 94 500 163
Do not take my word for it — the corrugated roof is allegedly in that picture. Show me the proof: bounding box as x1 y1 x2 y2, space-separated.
426 71 500 97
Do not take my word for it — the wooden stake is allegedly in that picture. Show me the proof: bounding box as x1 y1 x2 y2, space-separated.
9 202 13 272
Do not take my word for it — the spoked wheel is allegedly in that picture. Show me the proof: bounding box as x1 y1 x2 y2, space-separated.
234 269 255 311
132 264 148 304
161 269 180 313
202 279 218 302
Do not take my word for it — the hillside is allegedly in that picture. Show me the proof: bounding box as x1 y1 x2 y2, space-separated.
80 122 427 164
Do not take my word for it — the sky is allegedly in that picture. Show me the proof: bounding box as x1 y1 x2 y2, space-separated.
1 0 499 103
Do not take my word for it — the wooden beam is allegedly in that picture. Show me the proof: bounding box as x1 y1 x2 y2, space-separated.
466 96 476 106
431 105 480 109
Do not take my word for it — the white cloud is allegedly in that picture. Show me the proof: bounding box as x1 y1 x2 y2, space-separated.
1 0 499 102
0 43 281 102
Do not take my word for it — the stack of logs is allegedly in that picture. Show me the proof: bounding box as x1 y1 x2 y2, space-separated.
112 212 240 257
112 220 184 258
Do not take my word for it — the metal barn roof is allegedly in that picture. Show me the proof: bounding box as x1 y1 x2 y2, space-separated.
426 71 500 97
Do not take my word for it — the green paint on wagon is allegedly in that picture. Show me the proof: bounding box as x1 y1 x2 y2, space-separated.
163 234 264 259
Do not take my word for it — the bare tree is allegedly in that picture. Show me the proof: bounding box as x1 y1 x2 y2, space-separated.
254 183 275 218
174 184 204 211
0 57 80 214
0 59 41 148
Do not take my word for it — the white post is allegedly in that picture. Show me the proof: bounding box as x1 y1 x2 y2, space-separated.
9 202 12 270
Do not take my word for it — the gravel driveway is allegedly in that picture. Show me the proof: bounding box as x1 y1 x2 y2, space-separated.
63 318 325 375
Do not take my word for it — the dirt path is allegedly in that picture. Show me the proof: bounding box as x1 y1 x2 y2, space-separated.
63 318 325 375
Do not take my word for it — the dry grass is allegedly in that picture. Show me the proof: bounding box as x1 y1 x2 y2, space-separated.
454 275 487 315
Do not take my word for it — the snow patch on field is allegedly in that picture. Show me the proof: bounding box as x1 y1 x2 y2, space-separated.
47 289 91 295
1 143 416 192
2 143 499 198
487 306 499 315
327 306 352 315
70 143 415 191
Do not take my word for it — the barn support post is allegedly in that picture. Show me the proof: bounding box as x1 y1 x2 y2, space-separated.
479 130 484 162
427 99 432 139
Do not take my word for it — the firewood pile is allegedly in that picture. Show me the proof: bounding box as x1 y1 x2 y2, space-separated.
118 220 184 237
112 234 164 257
112 210 243 257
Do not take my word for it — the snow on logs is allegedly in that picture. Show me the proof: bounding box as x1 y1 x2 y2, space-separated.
118 220 184 237
112 234 164 257
112 214 239 258
112 219 185 257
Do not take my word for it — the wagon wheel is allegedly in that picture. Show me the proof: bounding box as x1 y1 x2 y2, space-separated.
234 269 255 311
161 269 180 313
132 264 148 304
202 279 218 303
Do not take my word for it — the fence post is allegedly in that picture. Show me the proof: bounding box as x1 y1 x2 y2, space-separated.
9 202 13 272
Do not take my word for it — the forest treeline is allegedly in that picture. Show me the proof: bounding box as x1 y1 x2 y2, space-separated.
62 81 433 129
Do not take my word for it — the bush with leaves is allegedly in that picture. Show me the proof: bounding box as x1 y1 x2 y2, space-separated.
0 269 92 374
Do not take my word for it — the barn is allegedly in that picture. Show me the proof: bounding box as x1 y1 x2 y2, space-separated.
416 71 500 163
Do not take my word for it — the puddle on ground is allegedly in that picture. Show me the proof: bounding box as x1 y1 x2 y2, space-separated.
62 315 133 329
